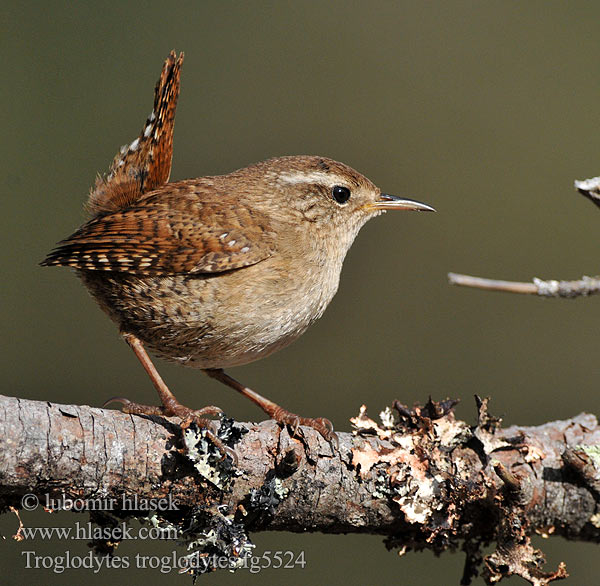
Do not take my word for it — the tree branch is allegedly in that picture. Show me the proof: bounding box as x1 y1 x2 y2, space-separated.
447 175 600 299
447 272 600 298
1 393 599 584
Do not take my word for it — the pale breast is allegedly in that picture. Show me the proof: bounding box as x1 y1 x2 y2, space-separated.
77 249 344 369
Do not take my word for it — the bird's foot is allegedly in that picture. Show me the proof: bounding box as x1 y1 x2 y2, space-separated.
271 407 339 450
103 397 235 463
202 368 339 450
103 395 222 422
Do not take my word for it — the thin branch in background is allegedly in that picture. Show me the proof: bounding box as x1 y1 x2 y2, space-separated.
447 273 600 298
447 175 600 299
575 175 600 208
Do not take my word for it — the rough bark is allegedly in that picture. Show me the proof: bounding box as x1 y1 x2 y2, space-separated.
1 393 599 585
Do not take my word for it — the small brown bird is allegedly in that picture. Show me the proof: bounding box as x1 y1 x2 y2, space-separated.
42 52 434 446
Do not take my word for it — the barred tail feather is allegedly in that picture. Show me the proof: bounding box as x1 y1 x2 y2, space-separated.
86 51 184 217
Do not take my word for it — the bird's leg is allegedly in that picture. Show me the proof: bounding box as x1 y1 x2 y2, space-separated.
104 333 233 460
107 332 222 421
203 368 338 448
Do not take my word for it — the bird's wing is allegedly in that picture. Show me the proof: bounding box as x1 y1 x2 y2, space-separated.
41 196 276 275
86 52 184 216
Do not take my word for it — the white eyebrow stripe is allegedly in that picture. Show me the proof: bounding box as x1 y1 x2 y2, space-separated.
278 171 335 185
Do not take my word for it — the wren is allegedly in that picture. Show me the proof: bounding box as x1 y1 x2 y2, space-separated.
42 52 434 447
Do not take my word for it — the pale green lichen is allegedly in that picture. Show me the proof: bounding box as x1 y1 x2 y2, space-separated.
379 406 396 429
577 444 600 471
273 477 289 501
183 424 239 490
589 512 600 528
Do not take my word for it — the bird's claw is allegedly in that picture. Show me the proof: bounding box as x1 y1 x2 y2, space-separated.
273 410 338 450
102 396 236 463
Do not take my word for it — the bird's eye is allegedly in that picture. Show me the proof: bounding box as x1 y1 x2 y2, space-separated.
332 185 351 204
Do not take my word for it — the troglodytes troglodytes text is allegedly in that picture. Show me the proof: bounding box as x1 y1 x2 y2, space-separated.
42 52 435 449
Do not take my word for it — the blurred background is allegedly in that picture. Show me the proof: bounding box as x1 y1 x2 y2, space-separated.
2 1 600 583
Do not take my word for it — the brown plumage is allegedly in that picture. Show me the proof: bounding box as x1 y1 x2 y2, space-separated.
42 184 276 275
86 51 183 216
41 52 434 449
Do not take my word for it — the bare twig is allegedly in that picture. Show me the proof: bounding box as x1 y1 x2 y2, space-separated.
448 175 600 300
575 175 600 208
448 273 600 298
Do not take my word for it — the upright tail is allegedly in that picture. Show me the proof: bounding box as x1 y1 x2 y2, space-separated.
86 51 184 217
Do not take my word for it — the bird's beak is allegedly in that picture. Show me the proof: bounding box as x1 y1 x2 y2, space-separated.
370 193 436 212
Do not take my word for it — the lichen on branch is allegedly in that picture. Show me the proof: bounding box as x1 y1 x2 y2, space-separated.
1 393 599 584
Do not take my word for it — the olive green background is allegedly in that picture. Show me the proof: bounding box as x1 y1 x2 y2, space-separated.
2 1 600 584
